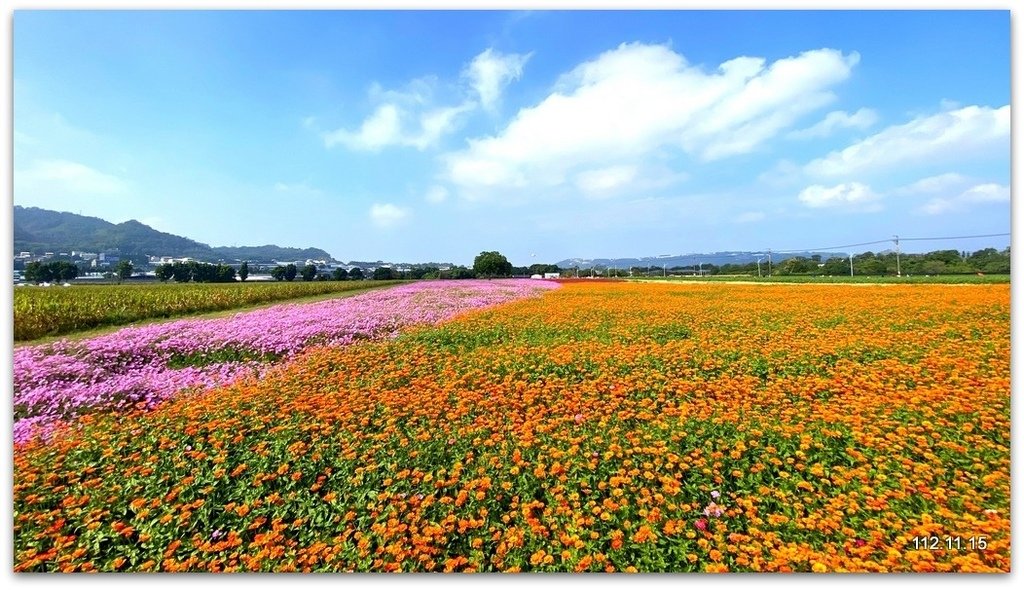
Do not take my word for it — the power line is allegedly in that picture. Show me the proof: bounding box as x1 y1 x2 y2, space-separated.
900 232 1010 242
763 233 1009 255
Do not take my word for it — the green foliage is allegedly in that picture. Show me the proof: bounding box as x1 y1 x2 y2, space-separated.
23 261 79 283
284 264 297 282
301 264 318 282
349 267 365 281
270 266 286 281
115 260 134 283
331 267 349 281
155 264 174 282
239 261 249 282
473 251 513 277
373 267 397 280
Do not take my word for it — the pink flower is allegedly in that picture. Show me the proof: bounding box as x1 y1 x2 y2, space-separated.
695 518 708 531
573 413 584 423
711 490 720 500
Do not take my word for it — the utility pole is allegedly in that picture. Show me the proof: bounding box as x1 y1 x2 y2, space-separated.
767 249 772 277
663 264 667 277
849 253 854 277
893 235 901 277
757 258 762 278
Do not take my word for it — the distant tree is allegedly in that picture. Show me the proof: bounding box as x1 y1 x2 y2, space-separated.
284 264 297 282
238 261 249 282
116 260 134 283
270 266 286 281
473 251 513 277
331 267 349 281
171 262 193 283
52 261 79 282
528 264 560 276
216 264 236 283
24 261 49 284
922 260 947 275
348 267 365 280
301 264 318 282
373 267 396 280
450 266 477 280
156 263 174 282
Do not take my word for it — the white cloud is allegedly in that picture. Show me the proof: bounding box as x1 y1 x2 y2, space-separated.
444 43 859 200
17 159 128 195
425 185 449 204
574 165 637 198
798 182 880 210
369 203 411 228
464 48 531 111
324 76 475 152
735 211 766 223
920 183 1010 215
804 104 1010 177
787 108 878 139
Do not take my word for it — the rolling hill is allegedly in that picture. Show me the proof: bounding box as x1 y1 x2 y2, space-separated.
13 206 334 263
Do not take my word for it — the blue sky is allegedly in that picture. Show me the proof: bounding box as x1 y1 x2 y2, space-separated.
13 10 1010 265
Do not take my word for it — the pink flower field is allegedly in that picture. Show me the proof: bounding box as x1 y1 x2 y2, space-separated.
14 280 559 444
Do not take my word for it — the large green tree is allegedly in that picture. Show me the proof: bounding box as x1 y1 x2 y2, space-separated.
473 251 513 277
284 264 297 282
301 264 318 282
115 260 134 283
238 261 249 282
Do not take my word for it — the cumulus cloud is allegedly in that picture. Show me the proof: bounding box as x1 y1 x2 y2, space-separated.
464 48 531 111
803 104 1009 177
443 43 859 200
18 159 128 195
369 203 411 228
919 183 1010 215
324 100 474 152
797 182 880 210
323 73 477 152
787 108 878 139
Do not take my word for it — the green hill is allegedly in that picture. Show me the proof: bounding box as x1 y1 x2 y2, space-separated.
13 206 334 263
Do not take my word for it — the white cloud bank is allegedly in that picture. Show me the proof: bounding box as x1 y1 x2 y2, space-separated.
804 104 1009 177
443 43 859 200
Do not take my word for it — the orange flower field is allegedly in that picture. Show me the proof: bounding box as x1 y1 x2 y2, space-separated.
13 281 1010 572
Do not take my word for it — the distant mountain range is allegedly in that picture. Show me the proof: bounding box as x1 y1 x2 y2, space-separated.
555 251 848 270
13 206 333 263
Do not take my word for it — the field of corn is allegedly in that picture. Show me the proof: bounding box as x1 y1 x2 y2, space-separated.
13 280 404 342
12 281 1010 572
